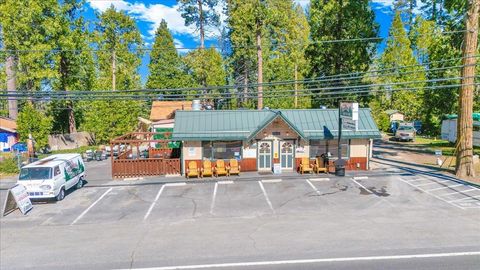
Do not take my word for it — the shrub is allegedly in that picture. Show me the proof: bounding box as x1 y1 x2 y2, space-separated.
0 157 20 174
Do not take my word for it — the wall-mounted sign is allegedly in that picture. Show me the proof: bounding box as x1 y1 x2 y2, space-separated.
188 147 195 157
296 147 305 153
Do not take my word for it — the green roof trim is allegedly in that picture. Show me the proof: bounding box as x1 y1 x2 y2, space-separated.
172 109 381 141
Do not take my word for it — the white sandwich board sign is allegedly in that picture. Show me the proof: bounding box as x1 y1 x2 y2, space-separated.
2 184 33 216
340 102 359 131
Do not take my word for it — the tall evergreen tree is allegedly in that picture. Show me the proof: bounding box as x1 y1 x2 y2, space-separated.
81 6 144 143
146 20 192 95
377 12 426 120
178 0 220 48
50 0 96 134
306 0 379 107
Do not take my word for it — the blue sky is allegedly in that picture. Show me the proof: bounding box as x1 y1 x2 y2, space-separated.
84 0 400 82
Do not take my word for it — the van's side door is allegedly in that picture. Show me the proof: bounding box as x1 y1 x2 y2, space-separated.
53 166 63 192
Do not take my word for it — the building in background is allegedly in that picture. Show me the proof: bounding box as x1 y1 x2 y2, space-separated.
441 113 480 146
0 117 18 152
385 110 405 122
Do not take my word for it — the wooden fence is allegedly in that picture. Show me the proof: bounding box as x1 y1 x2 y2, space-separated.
112 158 181 178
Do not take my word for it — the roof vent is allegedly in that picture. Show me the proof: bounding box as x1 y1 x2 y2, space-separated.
192 100 201 110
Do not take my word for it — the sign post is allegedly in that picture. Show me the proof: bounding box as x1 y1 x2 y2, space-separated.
336 102 359 176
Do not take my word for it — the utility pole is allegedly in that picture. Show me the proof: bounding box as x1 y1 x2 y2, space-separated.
6 54 17 120
112 49 116 91
294 63 298 108
256 19 263 110
456 0 479 178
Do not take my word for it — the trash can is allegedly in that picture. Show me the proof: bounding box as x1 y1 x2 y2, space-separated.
334 159 346 177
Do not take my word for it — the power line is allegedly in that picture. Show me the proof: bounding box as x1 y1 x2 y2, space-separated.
0 30 466 54
2 57 477 95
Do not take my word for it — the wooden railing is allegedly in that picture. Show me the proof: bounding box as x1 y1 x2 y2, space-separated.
112 158 181 178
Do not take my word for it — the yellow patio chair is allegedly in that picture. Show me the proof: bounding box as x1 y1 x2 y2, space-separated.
186 161 200 179
214 160 228 177
313 156 328 174
201 160 213 178
299 157 314 174
229 159 241 176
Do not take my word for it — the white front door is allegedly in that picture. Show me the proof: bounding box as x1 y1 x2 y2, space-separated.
280 141 294 169
258 141 272 170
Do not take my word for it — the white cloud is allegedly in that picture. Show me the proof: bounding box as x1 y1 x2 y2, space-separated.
87 0 223 41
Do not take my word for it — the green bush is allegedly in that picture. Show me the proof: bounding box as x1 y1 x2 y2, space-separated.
0 157 20 174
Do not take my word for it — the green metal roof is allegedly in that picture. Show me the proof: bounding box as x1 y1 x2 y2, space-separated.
172 109 381 141
445 112 480 122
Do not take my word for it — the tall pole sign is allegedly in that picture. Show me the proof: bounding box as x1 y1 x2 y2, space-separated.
338 102 359 160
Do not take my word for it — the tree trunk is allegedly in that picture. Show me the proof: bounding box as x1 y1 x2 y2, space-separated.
456 0 479 179
198 0 204 49
243 64 248 106
256 21 263 110
6 55 17 120
294 63 298 108
60 53 77 133
112 49 116 91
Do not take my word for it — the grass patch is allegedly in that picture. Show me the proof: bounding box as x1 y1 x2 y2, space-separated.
411 137 480 156
0 154 20 175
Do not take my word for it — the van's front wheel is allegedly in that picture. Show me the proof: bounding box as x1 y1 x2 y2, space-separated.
56 187 65 201
76 177 84 189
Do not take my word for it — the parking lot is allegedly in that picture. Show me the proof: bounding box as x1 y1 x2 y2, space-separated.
1 170 479 227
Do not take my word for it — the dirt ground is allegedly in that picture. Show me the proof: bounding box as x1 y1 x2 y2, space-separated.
375 136 480 183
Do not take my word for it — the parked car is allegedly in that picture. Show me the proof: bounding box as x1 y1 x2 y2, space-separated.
395 125 416 142
17 154 86 201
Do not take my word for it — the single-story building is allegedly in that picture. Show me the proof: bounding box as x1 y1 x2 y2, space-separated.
172 109 381 174
0 117 18 152
441 113 480 146
385 110 404 122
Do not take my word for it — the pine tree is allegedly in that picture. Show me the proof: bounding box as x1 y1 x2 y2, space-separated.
146 20 192 95
178 0 220 48
306 0 379 107
81 6 144 143
377 12 426 120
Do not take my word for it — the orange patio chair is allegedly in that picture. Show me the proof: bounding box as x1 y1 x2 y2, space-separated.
299 157 314 174
201 160 213 178
313 156 328 174
186 161 200 179
214 160 228 177
229 159 241 176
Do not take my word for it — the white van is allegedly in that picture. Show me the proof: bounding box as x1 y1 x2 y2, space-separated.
17 154 86 201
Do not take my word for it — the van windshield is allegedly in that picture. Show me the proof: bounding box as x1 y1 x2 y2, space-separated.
19 167 52 180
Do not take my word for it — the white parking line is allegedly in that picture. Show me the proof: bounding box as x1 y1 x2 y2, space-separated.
443 188 477 196
165 182 187 187
352 176 369 180
350 178 373 194
415 181 448 187
306 179 321 195
218 180 234 184
144 185 166 221
426 184 463 192
258 181 275 214
261 179 282 183
399 179 464 209
71 187 113 225
309 178 330 182
448 194 480 202
210 182 218 215
117 251 480 270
